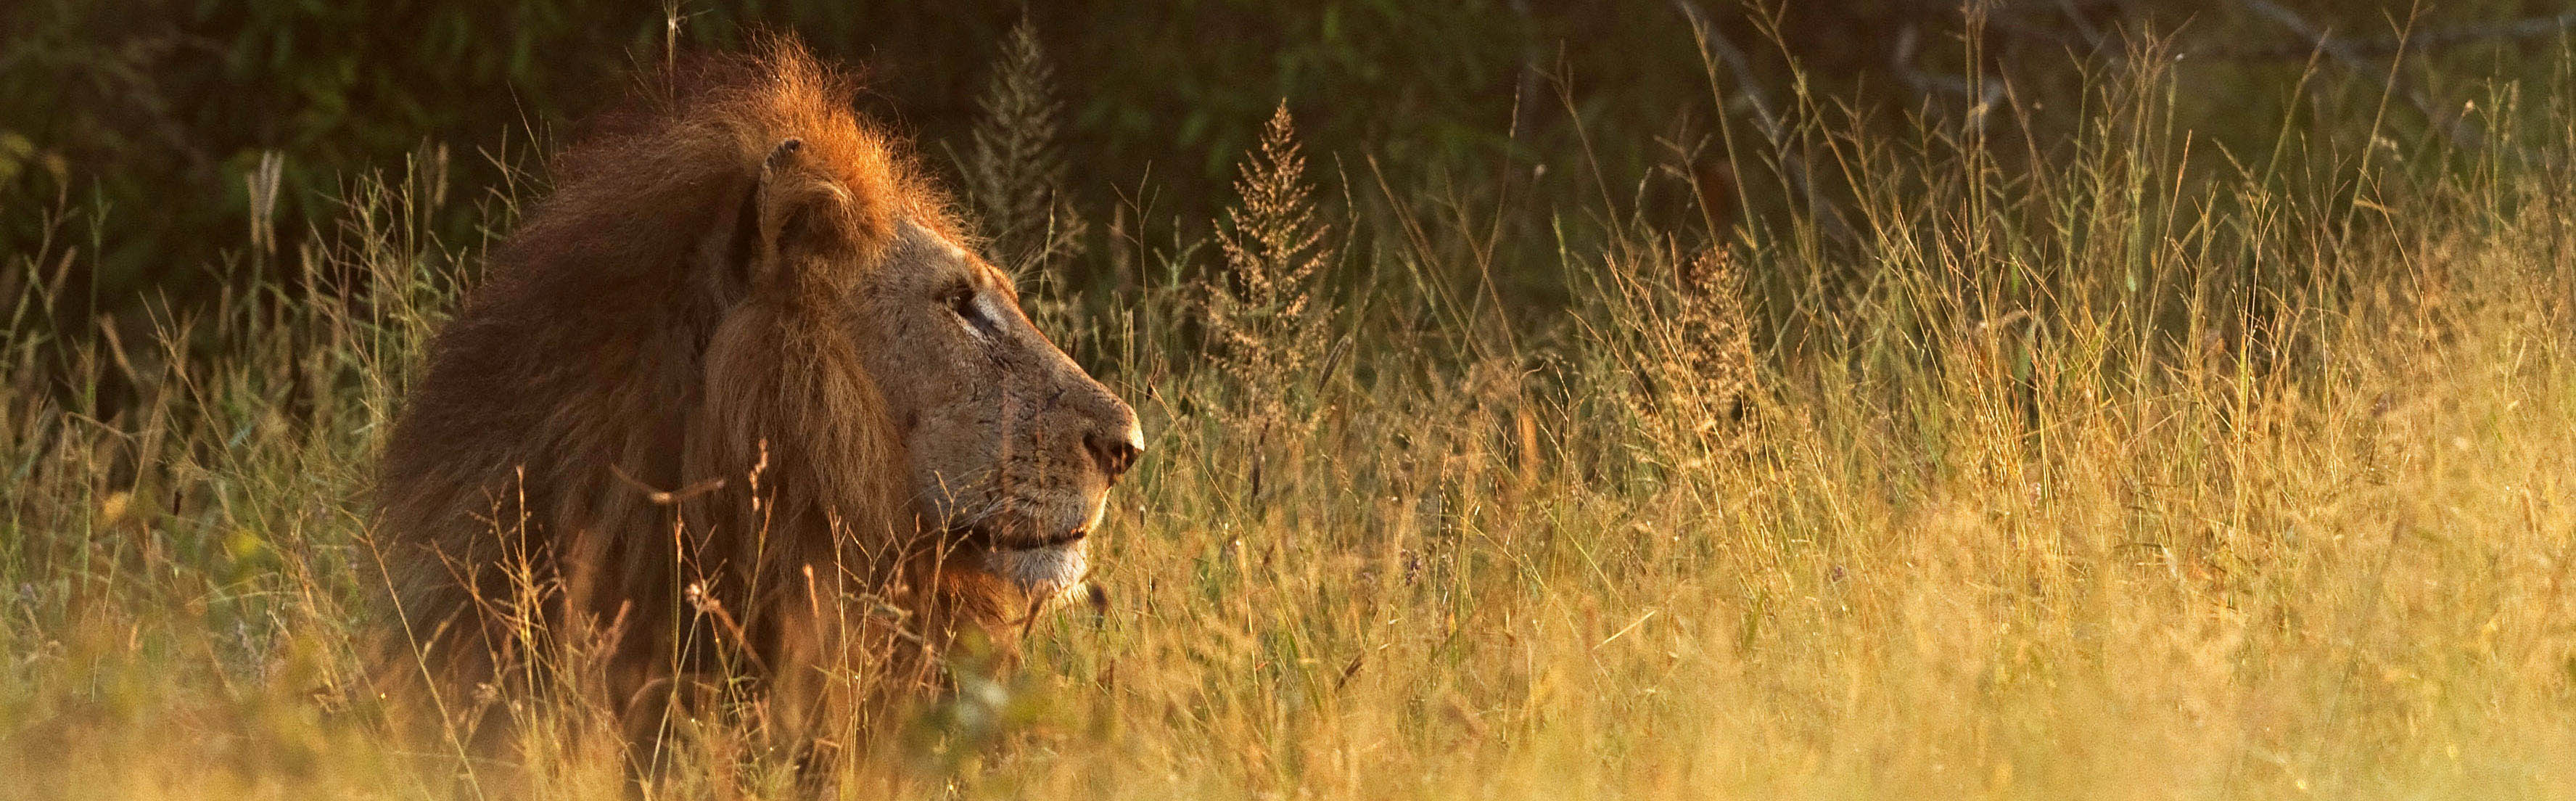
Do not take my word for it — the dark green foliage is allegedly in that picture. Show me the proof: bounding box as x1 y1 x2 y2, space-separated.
2 0 2567 326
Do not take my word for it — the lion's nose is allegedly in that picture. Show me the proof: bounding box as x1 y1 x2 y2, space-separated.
1085 422 1144 479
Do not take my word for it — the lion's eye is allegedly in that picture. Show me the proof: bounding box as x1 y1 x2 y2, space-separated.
945 284 996 334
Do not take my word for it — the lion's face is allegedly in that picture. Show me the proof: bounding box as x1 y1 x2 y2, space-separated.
848 221 1142 596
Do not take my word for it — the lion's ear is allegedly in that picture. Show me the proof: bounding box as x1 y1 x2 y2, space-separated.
746 137 855 290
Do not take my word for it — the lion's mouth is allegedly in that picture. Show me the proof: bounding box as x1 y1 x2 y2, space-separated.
1013 526 1087 549
952 522 1089 551
954 521 1092 595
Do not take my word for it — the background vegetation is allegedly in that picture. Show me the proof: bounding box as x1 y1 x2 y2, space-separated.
8 1 2576 798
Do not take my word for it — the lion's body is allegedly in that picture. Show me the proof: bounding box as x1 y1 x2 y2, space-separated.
374 41 1141 768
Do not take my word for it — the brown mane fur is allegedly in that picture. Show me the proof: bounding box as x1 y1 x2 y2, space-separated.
374 38 1002 765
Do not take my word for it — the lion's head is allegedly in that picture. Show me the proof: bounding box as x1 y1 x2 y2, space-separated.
694 137 1141 601
376 38 1139 757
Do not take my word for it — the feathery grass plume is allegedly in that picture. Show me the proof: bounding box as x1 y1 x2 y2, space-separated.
1205 102 1334 419
1662 246 1758 443
964 18 1083 279
1576 239 1761 472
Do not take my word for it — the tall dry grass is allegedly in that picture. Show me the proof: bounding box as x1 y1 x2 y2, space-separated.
6 25 2576 801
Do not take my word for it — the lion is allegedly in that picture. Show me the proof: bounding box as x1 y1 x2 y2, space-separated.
371 38 1142 775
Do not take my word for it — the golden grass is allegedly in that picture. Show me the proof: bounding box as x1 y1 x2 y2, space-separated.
7 32 2576 801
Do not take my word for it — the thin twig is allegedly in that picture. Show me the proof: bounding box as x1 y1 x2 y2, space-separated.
2235 0 2480 150
2201 11 2576 62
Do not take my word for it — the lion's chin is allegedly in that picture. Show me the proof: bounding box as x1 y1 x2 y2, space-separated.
982 540 1090 598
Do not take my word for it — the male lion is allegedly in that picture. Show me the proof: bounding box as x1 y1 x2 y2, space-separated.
374 39 1141 770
